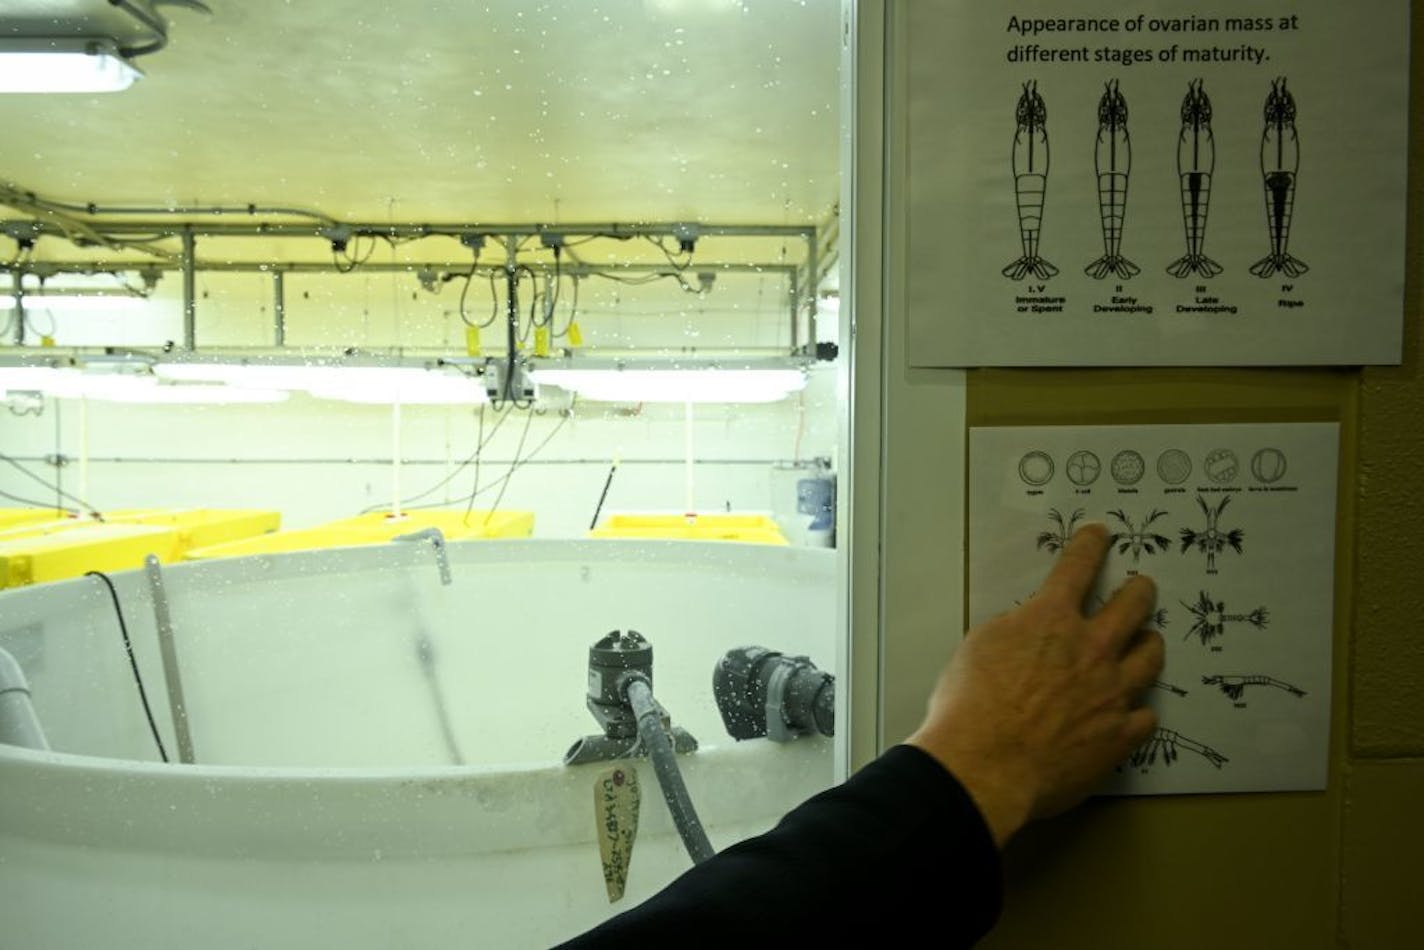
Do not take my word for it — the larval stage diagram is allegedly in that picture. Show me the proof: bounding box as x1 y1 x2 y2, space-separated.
1003 80 1058 281
1179 495 1244 572
971 424 1340 794
1128 728 1229 771
1182 590 1270 647
1202 674 1305 701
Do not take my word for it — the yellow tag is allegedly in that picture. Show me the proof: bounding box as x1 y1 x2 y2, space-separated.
595 767 641 903
534 326 550 358
566 320 583 347
40 335 56 347
464 325 482 356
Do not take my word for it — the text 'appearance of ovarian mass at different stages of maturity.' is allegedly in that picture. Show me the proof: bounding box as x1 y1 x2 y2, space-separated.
1006 15 1291 66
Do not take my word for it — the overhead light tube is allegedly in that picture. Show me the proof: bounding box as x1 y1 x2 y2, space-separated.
0 39 143 94
528 367 807 404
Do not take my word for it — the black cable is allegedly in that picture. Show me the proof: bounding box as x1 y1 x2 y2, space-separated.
589 460 618 530
411 406 570 513
0 451 102 518
0 487 73 512
644 234 694 272
466 404 535 527
553 274 580 340
86 571 170 763
456 256 483 328
358 403 513 514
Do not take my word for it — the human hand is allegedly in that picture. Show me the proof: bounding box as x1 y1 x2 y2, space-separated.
906 522 1163 848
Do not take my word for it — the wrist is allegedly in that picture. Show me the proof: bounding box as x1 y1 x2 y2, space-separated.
905 731 1035 849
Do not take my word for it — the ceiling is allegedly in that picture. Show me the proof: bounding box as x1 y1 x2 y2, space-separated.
0 0 842 230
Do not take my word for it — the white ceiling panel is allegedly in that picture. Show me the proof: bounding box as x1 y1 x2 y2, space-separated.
0 0 841 224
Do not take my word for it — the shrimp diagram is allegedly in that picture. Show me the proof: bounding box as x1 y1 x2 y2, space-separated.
1003 81 1058 281
1249 78 1309 279
1085 80 1139 280
1166 79 1223 279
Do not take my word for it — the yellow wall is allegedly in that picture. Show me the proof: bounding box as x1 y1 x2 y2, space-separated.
874 3 1423 947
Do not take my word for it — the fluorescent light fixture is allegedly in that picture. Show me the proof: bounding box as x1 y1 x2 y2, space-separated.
0 366 286 404
0 39 142 94
154 362 488 405
529 367 807 404
1 294 146 312
0 366 68 393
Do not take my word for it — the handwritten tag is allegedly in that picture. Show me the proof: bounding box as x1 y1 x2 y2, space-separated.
595 767 641 902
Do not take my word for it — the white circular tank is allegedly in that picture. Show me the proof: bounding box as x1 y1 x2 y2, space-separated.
0 540 836 948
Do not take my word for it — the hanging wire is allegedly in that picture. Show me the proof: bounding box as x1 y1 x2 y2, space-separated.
0 451 101 518
552 274 581 339
359 403 513 514
0 487 72 511
86 571 170 763
410 405 571 514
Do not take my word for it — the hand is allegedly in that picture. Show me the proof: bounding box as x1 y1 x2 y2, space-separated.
906 522 1164 848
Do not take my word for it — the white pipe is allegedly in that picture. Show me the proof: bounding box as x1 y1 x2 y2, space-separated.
683 401 694 516
391 399 403 519
78 395 89 509
0 647 49 750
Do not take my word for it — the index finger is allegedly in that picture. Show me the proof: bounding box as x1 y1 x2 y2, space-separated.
1035 522 1110 606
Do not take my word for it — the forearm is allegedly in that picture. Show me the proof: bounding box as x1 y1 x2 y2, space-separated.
556 744 1003 947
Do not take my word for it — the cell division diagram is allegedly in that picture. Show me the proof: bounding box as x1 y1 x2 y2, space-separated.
1167 79 1223 279
1127 728 1228 770
1249 78 1309 279
1108 508 1171 563
1003 80 1057 281
1181 590 1270 646
1202 674 1305 701
1179 495 1244 572
1065 450 1101 486
1085 80 1139 280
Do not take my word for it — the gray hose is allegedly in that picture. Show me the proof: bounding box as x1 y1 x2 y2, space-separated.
0 646 49 751
622 676 715 864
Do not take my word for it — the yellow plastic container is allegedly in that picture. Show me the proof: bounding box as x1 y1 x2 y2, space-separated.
0 516 92 543
589 513 788 546
0 524 179 589
103 509 282 557
186 509 534 560
325 510 535 541
0 508 72 531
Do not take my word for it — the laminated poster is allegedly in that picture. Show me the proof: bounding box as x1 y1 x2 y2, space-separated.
906 1 1408 366
968 423 1339 794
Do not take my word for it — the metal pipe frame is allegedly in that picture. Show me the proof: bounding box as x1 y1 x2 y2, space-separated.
1 218 814 242
1 259 796 278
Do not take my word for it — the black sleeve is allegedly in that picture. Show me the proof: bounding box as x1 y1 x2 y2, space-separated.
555 744 1003 948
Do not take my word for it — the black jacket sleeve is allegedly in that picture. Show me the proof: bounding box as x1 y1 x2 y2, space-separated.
555 744 1003 948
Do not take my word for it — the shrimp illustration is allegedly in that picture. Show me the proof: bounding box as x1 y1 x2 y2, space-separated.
1003 80 1057 281
1085 80 1138 280
1249 78 1308 279
1202 674 1306 700
1166 79 1222 279
1127 728 1228 770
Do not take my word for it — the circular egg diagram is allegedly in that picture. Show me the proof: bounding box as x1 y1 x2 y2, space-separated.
1110 450 1145 485
1203 448 1239 484
1065 450 1101 486
1156 449 1193 485
1251 447 1288 483
1018 451 1055 486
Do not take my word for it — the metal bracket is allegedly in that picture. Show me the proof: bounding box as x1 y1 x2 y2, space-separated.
394 527 452 586
143 555 195 763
